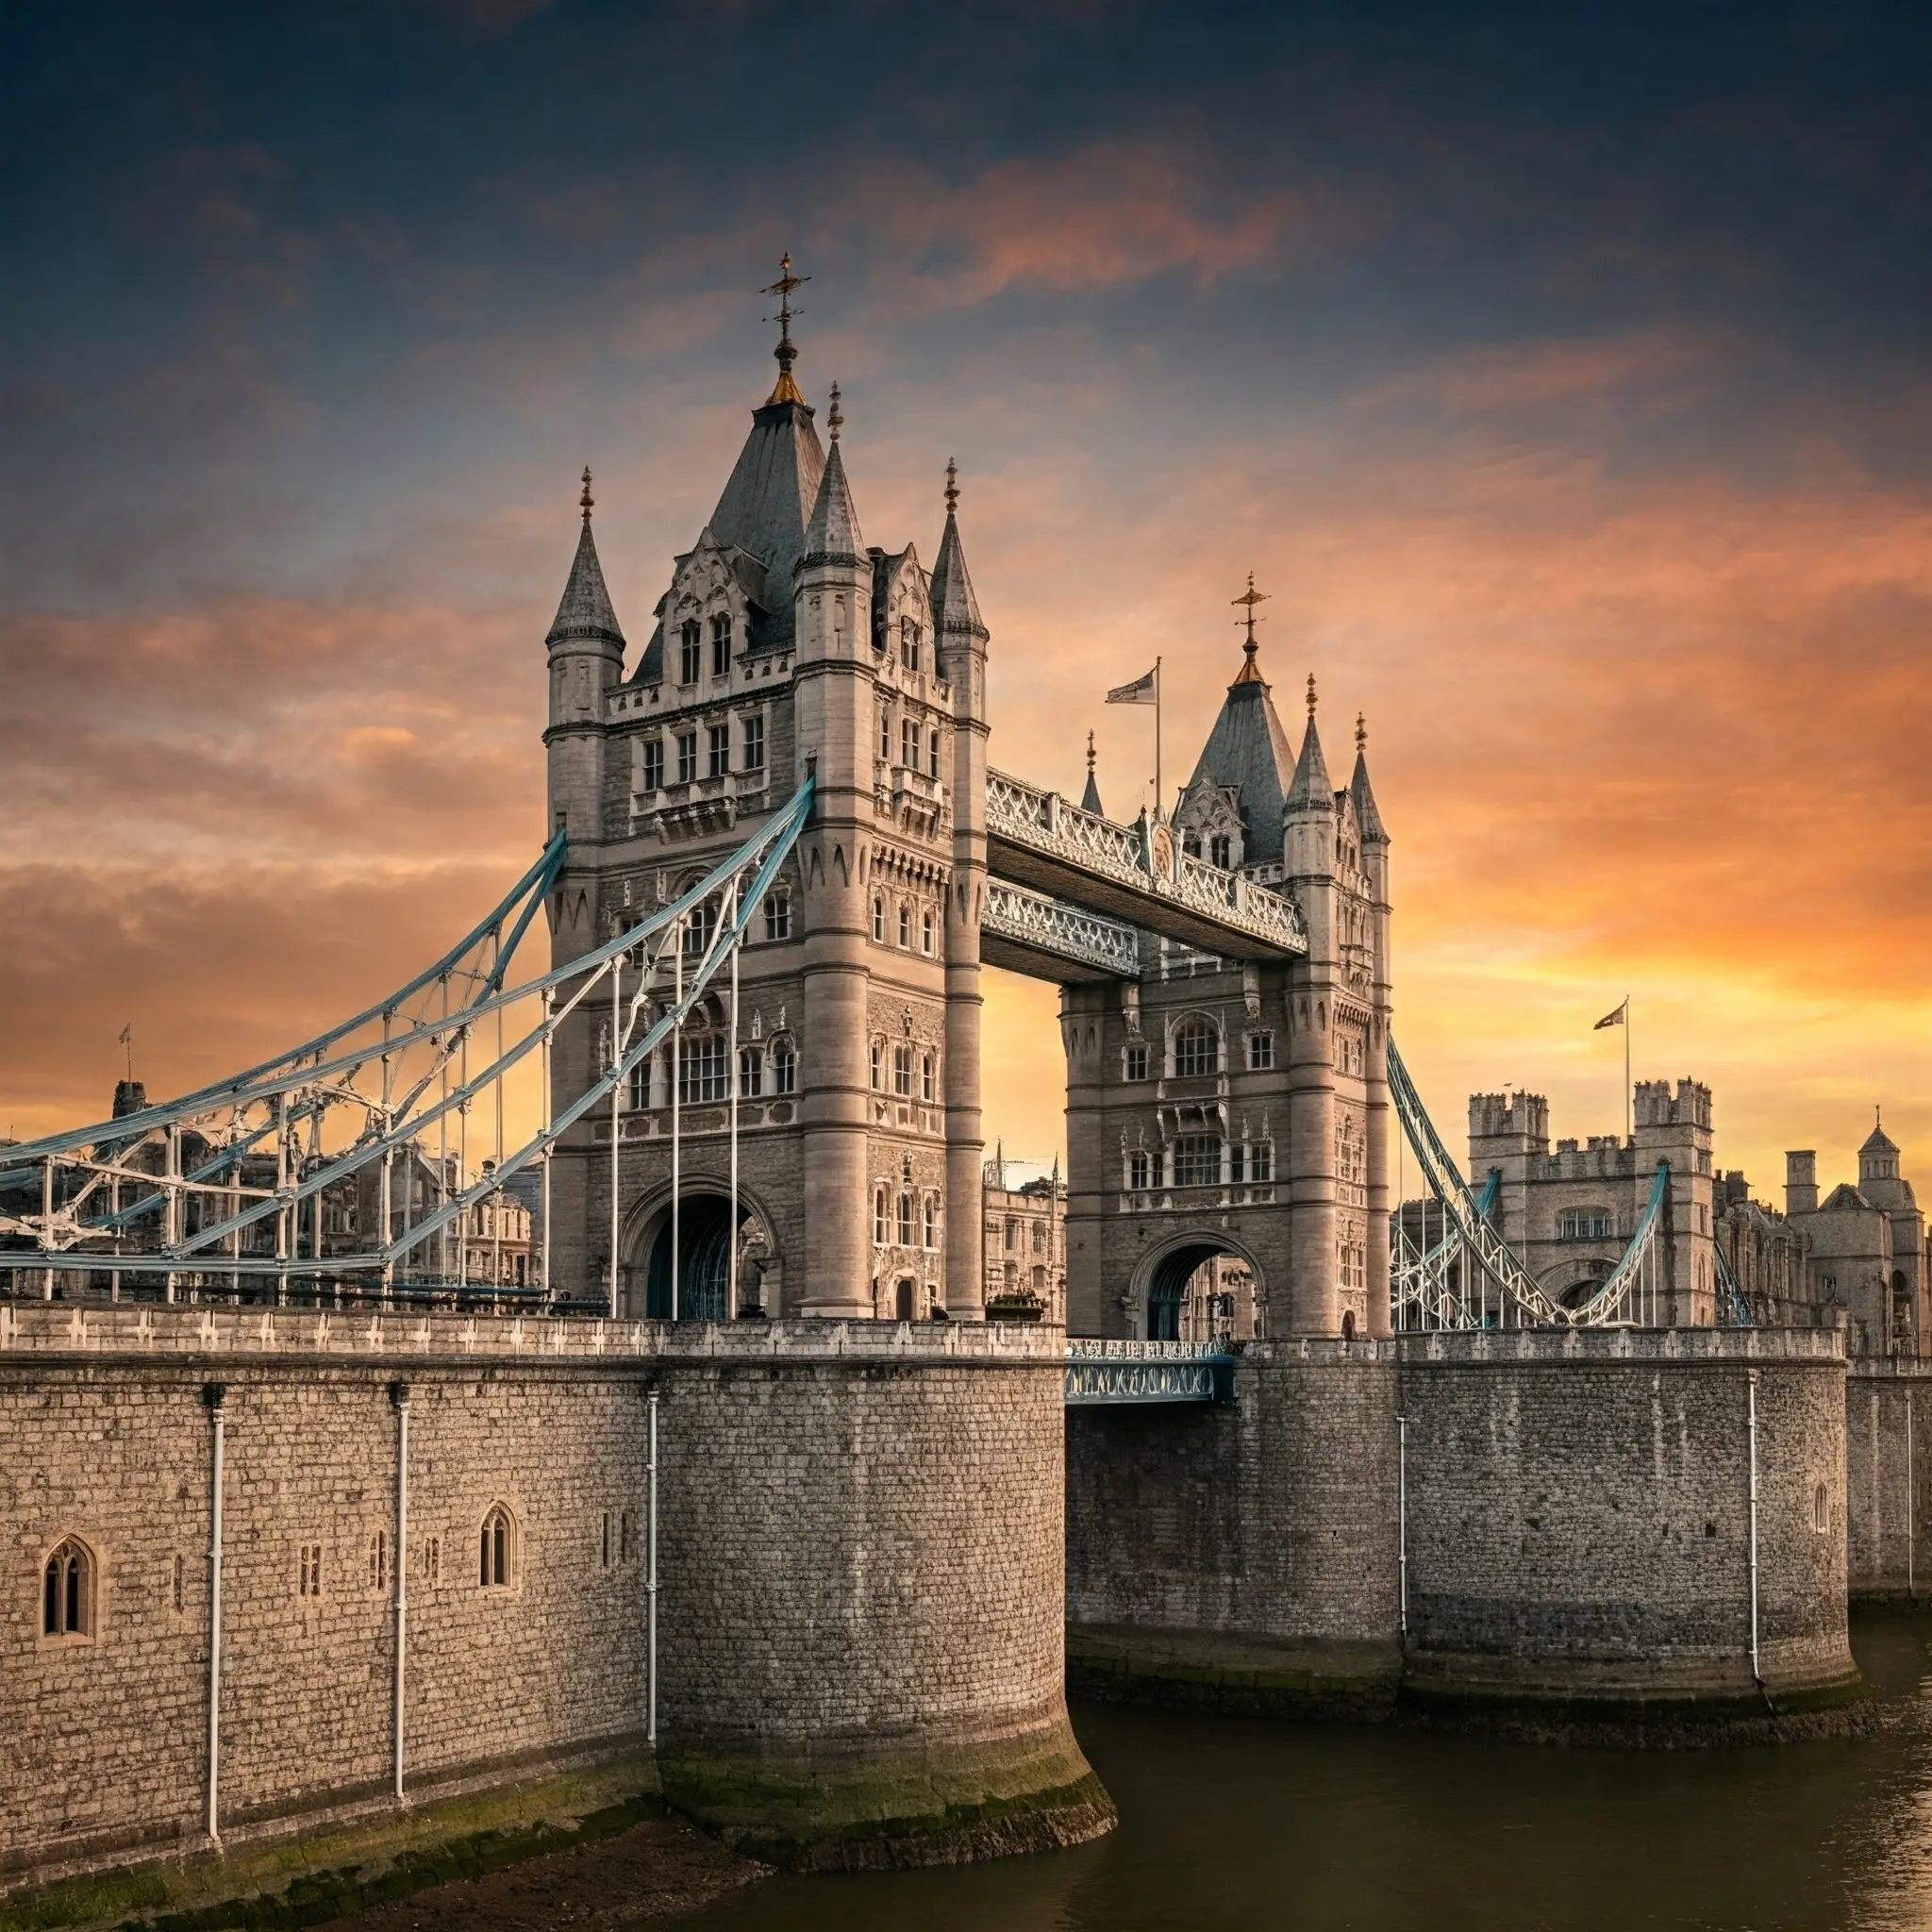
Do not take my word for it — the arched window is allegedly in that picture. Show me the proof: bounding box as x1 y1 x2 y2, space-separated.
770 1038 797 1094
1813 1483 1830 1534
709 610 732 678
1173 1020 1219 1078
921 908 935 955
42 1538 93 1640
923 1197 938 1249
739 1045 763 1097
898 1192 915 1245
874 1187 890 1244
479 1506 515 1589
892 1043 913 1097
682 901 716 958
872 896 887 942
898 903 912 947
869 1041 883 1090
763 893 791 941
921 1052 935 1103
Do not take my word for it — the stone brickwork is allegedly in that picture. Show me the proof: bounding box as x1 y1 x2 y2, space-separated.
1397 1327 1858 1718
1844 1361 1932 1598
1065 1341 1403 1715
0 1307 1106 1889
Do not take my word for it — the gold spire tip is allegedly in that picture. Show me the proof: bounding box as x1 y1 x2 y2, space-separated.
827 382 843 443
761 250 809 405
1306 672 1318 719
1356 711 1367 754
579 466 593 524
944 457 959 516
1086 728 1096 770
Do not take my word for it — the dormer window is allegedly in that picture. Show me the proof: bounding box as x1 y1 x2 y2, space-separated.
1209 834 1232 869
900 618 922 673
710 612 732 678
680 621 702 686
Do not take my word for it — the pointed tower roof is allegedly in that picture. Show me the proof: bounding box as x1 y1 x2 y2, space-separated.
545 468 625 649
798 412 865 569
705 395 826 605
1180 580 1296 861
1350 712 1389 845
930 458 989 641
1080 731 1105 816
1285 673 1334 814
1861 1114 1900 1158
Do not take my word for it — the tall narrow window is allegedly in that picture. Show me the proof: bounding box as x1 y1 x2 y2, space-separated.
874 1187 889 1244
740 1045 763 1097
708 723 730 777
682 902 715 958
924 1197 938 1249
1124 1043 1149 1082
763 892 791 941
172 1552 185 1614
42 1539 92 1640
1248 1031 1274 1071
900 617 920 672
878 710 892 760
710 611 732 677
675 731 698 784
680 621 702 686
902 717 920 768
870 1041 883 1090
298 1542 324 1599
368 1530 387 1592
892 1043 913 1097
921 908 935 955
898 904 911 947
771 1040 796 1094
1209 834 1232 869
641 741 664 791
921 1052 935 1103
741 713 765 771
898 1192 915 1244
1129 1150 1151 1191
601 1511 612 1569
479 1506 513 1588
872 897 887 942
1253 1141 1274 1182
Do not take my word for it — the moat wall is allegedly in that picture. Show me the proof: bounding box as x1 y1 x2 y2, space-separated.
0 1306 1108 1891
1845 1361 1932 1602
1065 1326 1862 1733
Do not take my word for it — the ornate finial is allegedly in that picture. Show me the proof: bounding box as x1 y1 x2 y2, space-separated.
1086 728 1096 773
579 466 593 525
827 382 843 443
761 252 809 405
944 457 959 517
1306 672 1318 719
1356 711 1367 754
1232 573 1269 652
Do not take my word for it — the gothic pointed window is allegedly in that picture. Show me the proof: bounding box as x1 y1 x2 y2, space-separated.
770 1038 797 1094
921 908 935 955
898 1192 915 1244
710 612 732 678
928 728 941 779
1174 1021 1219 1078
479 1505 515 1588
872 897 886 942
921 1052 935 1103
892 1043 913 1098
41 1538 93 1641
902 717 920 768
898 903 911 947
874 1187 890 1244
878 710 893 761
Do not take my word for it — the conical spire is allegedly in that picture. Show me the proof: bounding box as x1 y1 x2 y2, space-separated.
545 469 625 648
1350 712 1388 845
1180 582 1296 861
798 431 865 570
930 458 988 641
1284 673 1333 813
1080 730 1105 815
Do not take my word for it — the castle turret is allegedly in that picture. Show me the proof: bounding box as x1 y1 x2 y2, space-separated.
1786 1150 1819 1217
544 469 625 962
1281 677 1341 1333
1350 715 1393 1334
791 391 878 1317
932 459 991 1320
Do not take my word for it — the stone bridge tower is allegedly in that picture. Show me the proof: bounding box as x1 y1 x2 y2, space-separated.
1062 628 1392 1341
542 310 990 1320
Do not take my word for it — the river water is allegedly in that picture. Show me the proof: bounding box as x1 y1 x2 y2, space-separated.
681 1611 1932 1931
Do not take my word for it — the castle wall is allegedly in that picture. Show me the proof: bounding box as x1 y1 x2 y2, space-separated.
0 1306 1106 1888
1064 1341 1404 1715
1843 1361 1932 1598
1397 1327 1857 1714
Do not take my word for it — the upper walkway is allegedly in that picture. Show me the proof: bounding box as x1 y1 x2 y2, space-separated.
983 768 1307 975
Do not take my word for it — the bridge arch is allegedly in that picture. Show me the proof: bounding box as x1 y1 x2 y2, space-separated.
619 1179 780 1321
1125 1230 1264 1343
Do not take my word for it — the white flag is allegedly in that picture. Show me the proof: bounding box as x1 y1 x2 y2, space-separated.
1106 666 1158 706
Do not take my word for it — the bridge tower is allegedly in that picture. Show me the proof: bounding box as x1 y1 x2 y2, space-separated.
541 310 988 1321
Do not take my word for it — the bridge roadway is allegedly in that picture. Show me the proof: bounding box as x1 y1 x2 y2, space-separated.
981 767 1308 978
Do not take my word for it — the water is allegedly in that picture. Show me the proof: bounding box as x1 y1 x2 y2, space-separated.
682 1612 1932 1931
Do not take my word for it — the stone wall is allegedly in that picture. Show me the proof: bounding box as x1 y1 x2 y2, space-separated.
1064 1341 1403 1715
1844 1361 1932 1598
1397 1326 1858 1717
0 1306 1107 1888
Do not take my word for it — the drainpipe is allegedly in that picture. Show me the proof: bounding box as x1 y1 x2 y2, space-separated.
203 1383 227 1841
646 1390 659 1746
1397 1411 1409 1640
391 1380 409 1801
1747 1370 1763 1692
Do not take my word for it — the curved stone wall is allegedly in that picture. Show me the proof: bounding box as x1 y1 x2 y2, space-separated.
652 1326 1112 1866
1397 1327 1859 1731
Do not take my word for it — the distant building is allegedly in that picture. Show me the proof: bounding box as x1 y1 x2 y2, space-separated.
1783 1120 1927 1357
983 1155 1065 1323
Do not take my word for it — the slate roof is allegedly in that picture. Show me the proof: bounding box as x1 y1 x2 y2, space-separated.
545 520 625 649
704 396 826 653
1862 1122 1901 1158
800 439 865 568
1351 748 1389 844
1080 765 1105 815
1284 711 1335 817
1182 655 1298 861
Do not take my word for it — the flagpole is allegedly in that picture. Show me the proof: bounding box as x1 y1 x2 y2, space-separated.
1155 657 1163 823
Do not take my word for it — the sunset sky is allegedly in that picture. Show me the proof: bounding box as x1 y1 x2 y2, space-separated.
4 3 1928 1202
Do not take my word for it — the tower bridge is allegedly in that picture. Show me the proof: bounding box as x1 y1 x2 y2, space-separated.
0 282 1881 1890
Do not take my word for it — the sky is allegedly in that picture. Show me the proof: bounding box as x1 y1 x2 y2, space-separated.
3 1 1929 1201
